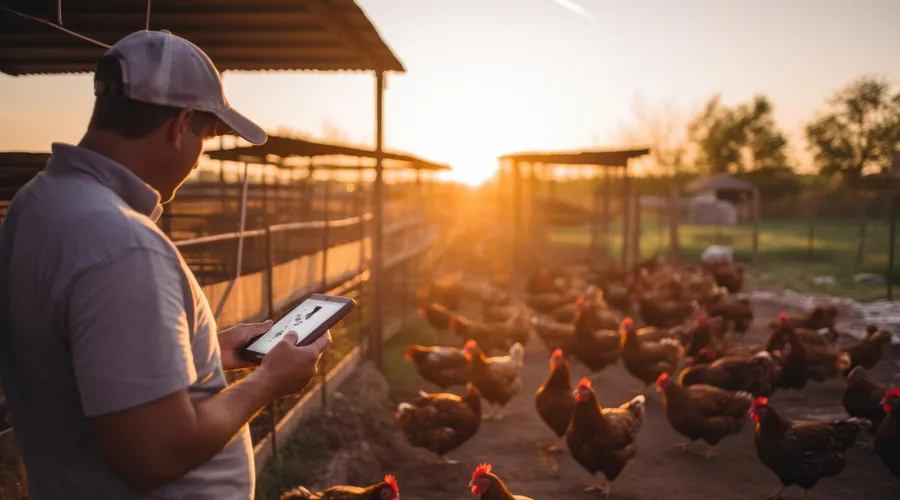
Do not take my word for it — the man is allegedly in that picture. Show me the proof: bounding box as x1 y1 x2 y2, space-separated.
0 31 331 499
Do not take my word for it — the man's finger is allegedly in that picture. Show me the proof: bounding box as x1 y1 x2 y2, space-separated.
256 319 274 331
281 331 299 347
307 330 333 356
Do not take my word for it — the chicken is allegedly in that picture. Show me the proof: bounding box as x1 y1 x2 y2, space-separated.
450 314 508 353
535 349 576 452
280 475 398 500
751 397 869 500
422 276 461 311
463 340 525 420
531 315 575 353
468 463 533 500
768 305 838 332
418 302 454 331
679 350 782 398
527 267 564 295
683 314 728 357
566 378 646 498
703 289 754 336
483 304 520 323
405 345 468 390
526 291 578 314
769 314 850 394
705 260 744 293
875 388 900 480
842 366 890 437
396 384 482 464
656 372 753 458
845 326 892 372
571 300 622 374
636 291 698 328
620 318 684 393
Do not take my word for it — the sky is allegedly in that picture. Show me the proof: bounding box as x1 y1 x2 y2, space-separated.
1 0 899 185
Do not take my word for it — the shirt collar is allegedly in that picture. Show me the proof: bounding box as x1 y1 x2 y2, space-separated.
46 143 164 222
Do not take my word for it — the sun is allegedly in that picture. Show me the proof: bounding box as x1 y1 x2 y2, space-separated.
443 156 499 186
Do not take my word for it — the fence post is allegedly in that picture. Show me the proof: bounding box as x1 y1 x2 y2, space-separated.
263 224 278 457
888 194 897 301
320 180 331 408
807 198 816 259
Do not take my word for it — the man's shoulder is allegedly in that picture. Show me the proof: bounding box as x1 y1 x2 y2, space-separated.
8 173 175 263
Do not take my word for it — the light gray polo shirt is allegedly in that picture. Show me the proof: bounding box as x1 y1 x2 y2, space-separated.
0 143 254 499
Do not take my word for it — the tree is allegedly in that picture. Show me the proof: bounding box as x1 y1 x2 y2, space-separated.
805 76 900 184
613 95 690 175
687 94 791 174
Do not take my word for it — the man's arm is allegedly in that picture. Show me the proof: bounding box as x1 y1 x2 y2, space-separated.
68 248 329 492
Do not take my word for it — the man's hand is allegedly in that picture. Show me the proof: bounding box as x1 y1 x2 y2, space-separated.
217 320 273 371
258 330 333 399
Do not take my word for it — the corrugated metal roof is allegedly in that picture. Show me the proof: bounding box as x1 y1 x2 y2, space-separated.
498 148 651 167
0 0 404 75
205 135 450 170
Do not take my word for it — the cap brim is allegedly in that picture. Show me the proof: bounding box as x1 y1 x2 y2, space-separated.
215 107 267 145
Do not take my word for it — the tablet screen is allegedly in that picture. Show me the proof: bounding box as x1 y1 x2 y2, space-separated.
245 298 344 355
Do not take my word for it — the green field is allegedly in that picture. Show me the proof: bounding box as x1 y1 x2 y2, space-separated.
548 217 898 302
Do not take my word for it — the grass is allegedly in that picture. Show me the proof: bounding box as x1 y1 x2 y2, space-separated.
548 216 898 302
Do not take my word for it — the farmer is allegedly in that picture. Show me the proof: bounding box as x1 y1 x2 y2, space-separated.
0 31 330 499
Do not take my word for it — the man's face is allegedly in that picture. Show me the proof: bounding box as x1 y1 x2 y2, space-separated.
161 110 219 203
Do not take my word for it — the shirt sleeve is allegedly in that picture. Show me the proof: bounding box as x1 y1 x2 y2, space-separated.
67 247 197 417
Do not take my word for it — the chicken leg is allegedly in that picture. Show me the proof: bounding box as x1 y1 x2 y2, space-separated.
547 436 566 453
481 405 496 420
675 440 697 454
703 444 718 458
438 455 459 465
584 478 612 498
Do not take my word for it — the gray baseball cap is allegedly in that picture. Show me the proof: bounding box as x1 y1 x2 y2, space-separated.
98 30 267 145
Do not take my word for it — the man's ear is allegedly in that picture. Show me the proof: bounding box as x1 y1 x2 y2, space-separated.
166 109 193 150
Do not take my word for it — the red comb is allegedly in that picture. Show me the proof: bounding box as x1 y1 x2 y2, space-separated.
417 306 426 315
622 318 633 328
577 377 592 390
576 296 585 306
887 388 900 398
697 314 708 326
778 313 790 324
753 396 768 407
472 463 492 481
552 348 564 359
656 372 670 384
384 475 398 494
464 339 477 349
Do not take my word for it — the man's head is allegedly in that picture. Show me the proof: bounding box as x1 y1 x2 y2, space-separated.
84 31 266 202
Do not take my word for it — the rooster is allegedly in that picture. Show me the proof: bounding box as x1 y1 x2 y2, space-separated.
679 350 782 398
875 388 900 480
535 349 576 453
468 463 533 500
751 397 869 500
280 475 399 500
463 340 525 420
566 378 646 498
396 384 482 464
620 318 684 394
656 373 753 458
683 314 727 357
404 345 468 390
635 291 698 328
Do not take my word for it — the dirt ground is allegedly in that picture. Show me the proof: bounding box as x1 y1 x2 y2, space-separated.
380 299 900 500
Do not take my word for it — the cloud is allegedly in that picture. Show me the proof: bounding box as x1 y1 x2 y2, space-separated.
550 0 597 20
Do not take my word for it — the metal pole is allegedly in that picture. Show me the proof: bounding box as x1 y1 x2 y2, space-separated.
263 225 277 456
888 194 897 301
621 168 631 268
512 161 522 267
371 70 386 371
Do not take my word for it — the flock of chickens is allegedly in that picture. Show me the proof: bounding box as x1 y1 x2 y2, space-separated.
281 253 899 500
